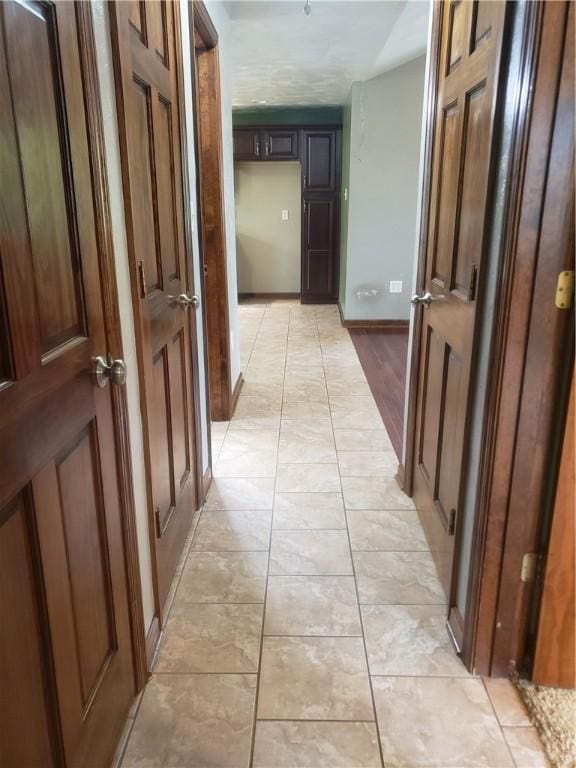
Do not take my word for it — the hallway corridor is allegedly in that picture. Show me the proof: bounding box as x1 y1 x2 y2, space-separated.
119 302 545 768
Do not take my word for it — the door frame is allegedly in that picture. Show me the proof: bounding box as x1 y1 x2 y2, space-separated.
462 0 574 677
75 3 148 690
191 1 234 423
402 0 574 677
109 0 205 658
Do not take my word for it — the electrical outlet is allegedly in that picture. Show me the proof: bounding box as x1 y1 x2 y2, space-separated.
281 209 289 221
389 280 403 294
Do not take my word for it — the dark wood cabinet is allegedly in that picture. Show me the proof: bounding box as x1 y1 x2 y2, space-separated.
302 129 337 192
233 123 341 302
264 128 299 160
233 127 261 160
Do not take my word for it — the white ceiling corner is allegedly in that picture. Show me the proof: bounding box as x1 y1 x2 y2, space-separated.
225 0 430 107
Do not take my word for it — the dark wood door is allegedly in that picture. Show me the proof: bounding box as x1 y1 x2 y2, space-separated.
0 2 135 766
411 0 507 594
233 127 261 160
110 0 199 614
265 128 299 160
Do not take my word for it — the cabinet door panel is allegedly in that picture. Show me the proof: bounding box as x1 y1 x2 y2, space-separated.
233 127 261 160
264 128 298 160
302 199 337 299
303 130 336 191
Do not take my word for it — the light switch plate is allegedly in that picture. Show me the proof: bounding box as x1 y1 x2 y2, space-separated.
281 209 289 221
389 280 403 294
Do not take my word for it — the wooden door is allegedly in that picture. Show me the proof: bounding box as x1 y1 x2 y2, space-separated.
0 2 135 766
265 128 299 160
233 127 262 160
533 370 575 688
411 1 507 595
110 1 199 614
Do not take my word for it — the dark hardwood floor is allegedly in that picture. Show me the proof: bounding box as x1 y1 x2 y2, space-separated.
348 329 409 460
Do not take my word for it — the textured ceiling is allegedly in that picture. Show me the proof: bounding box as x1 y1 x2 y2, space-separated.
225 0 430 107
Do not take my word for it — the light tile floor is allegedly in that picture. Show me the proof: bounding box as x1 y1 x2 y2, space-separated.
119 300 549 768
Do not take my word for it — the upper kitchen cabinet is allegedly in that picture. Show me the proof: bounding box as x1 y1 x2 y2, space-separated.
264 128 299 160
233 127 262 160
302 129 337 192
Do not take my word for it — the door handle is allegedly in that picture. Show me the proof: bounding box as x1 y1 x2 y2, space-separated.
172 293 199 310
93 356 127 388
411 291 444 308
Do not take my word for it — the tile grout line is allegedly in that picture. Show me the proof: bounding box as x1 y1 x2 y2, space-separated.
247 301 288 768
321 312 387 768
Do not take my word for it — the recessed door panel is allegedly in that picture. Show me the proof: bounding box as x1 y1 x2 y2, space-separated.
418 328 445 487
5 0 84 355
56 427 116 707
431 101 461 289
0 494 55 768
447 0 466 73
169 330 191 491
155 95 180 285
151 348 174 534
303 199 336 298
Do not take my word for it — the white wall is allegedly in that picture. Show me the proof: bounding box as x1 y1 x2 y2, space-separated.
92 1 155 632
235 161 301 293
343 57 426 321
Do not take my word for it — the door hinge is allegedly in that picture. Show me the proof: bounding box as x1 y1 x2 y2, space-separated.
138 260 147 298
555 270 574 308
448 508 456 536
468 264 478 301
520 552 538 583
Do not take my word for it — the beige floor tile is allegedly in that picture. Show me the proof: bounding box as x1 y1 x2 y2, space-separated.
122 674 256 768
338 450 397 477
484 678 532 727
324 365 368 384
282 401 331 419
214 430 278 477
192 510 271 551
287 349 324 367
273 491 346 529
278 419 336 463
265 575 361 636
228 414 282 430
327 378 373 398
283 381 328 403
362 604 468 676
354 551 445 604
253 721 382 767
334 428 394 452
270 530 353 576
154 603 263 673
258 636 373 720
372 676 514 768
204 477 274 510
503 727 551 767
276 463 341 492
347 510 429 551
342 477 416 510
177 552 268 603
240 380 284 400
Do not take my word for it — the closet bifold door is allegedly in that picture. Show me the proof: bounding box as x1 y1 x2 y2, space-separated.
301 128 341 302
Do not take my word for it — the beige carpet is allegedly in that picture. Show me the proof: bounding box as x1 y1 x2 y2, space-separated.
513 676 576 768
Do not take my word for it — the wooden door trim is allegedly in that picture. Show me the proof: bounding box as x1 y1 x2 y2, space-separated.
174 3 205 511
192 1 233 422
400 3 443 496
461 0 574 676
76 2 147 692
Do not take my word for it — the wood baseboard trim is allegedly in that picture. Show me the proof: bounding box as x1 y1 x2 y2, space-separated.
202 465 212 502
145 615 161 672
231 373 244 415
338 304 409 331
238 292 300 300
395 462 406 492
